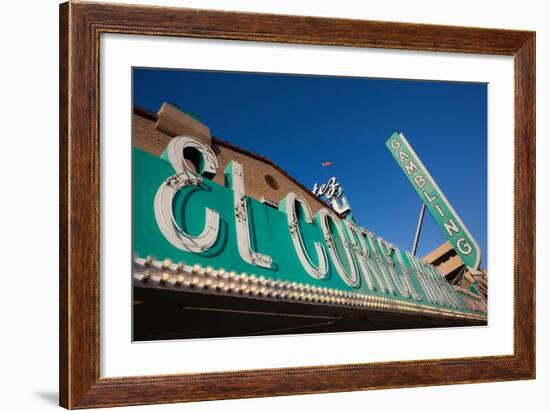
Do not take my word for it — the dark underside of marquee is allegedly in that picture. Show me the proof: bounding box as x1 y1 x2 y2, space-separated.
133 283 487 341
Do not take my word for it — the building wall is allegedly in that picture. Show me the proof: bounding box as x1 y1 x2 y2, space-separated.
133 113 172 157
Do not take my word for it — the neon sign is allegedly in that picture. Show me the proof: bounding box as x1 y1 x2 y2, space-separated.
132 135 486 318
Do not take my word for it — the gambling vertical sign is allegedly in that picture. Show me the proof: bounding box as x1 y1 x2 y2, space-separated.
386 132 481 272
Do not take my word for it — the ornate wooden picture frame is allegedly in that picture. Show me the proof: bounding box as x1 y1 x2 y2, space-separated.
59 1 535 408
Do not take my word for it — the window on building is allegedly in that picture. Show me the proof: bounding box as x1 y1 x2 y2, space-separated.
264 174 280 190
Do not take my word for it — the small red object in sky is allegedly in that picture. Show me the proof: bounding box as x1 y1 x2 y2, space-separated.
321 161 333 167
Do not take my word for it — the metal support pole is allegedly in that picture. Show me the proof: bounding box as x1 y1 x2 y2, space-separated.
411 203 426 256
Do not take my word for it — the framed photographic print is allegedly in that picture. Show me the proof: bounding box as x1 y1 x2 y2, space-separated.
59 1 535 408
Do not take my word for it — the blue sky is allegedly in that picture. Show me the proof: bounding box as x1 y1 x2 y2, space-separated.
133 68 487 268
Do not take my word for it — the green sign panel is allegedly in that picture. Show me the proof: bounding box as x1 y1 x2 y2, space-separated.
133 136 486 319
386 132 481 272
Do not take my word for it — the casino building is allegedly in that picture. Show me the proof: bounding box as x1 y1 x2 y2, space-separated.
424 242 488 306
132 102 487 341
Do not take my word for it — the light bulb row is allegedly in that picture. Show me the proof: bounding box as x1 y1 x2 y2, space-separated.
132 256 487 322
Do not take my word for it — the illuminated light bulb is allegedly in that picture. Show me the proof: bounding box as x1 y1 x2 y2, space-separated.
228 283 236 292
190 277 200 287
162 259 172 269
217 281 225 289
239 284 248 293
239 273 248 281
176 275 185 285
192 264 201 274
228 271 236 279
160 272 170 283
204 279 213 288
258 275 265 283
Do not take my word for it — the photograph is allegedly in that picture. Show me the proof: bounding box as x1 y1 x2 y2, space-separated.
131 68 488 341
